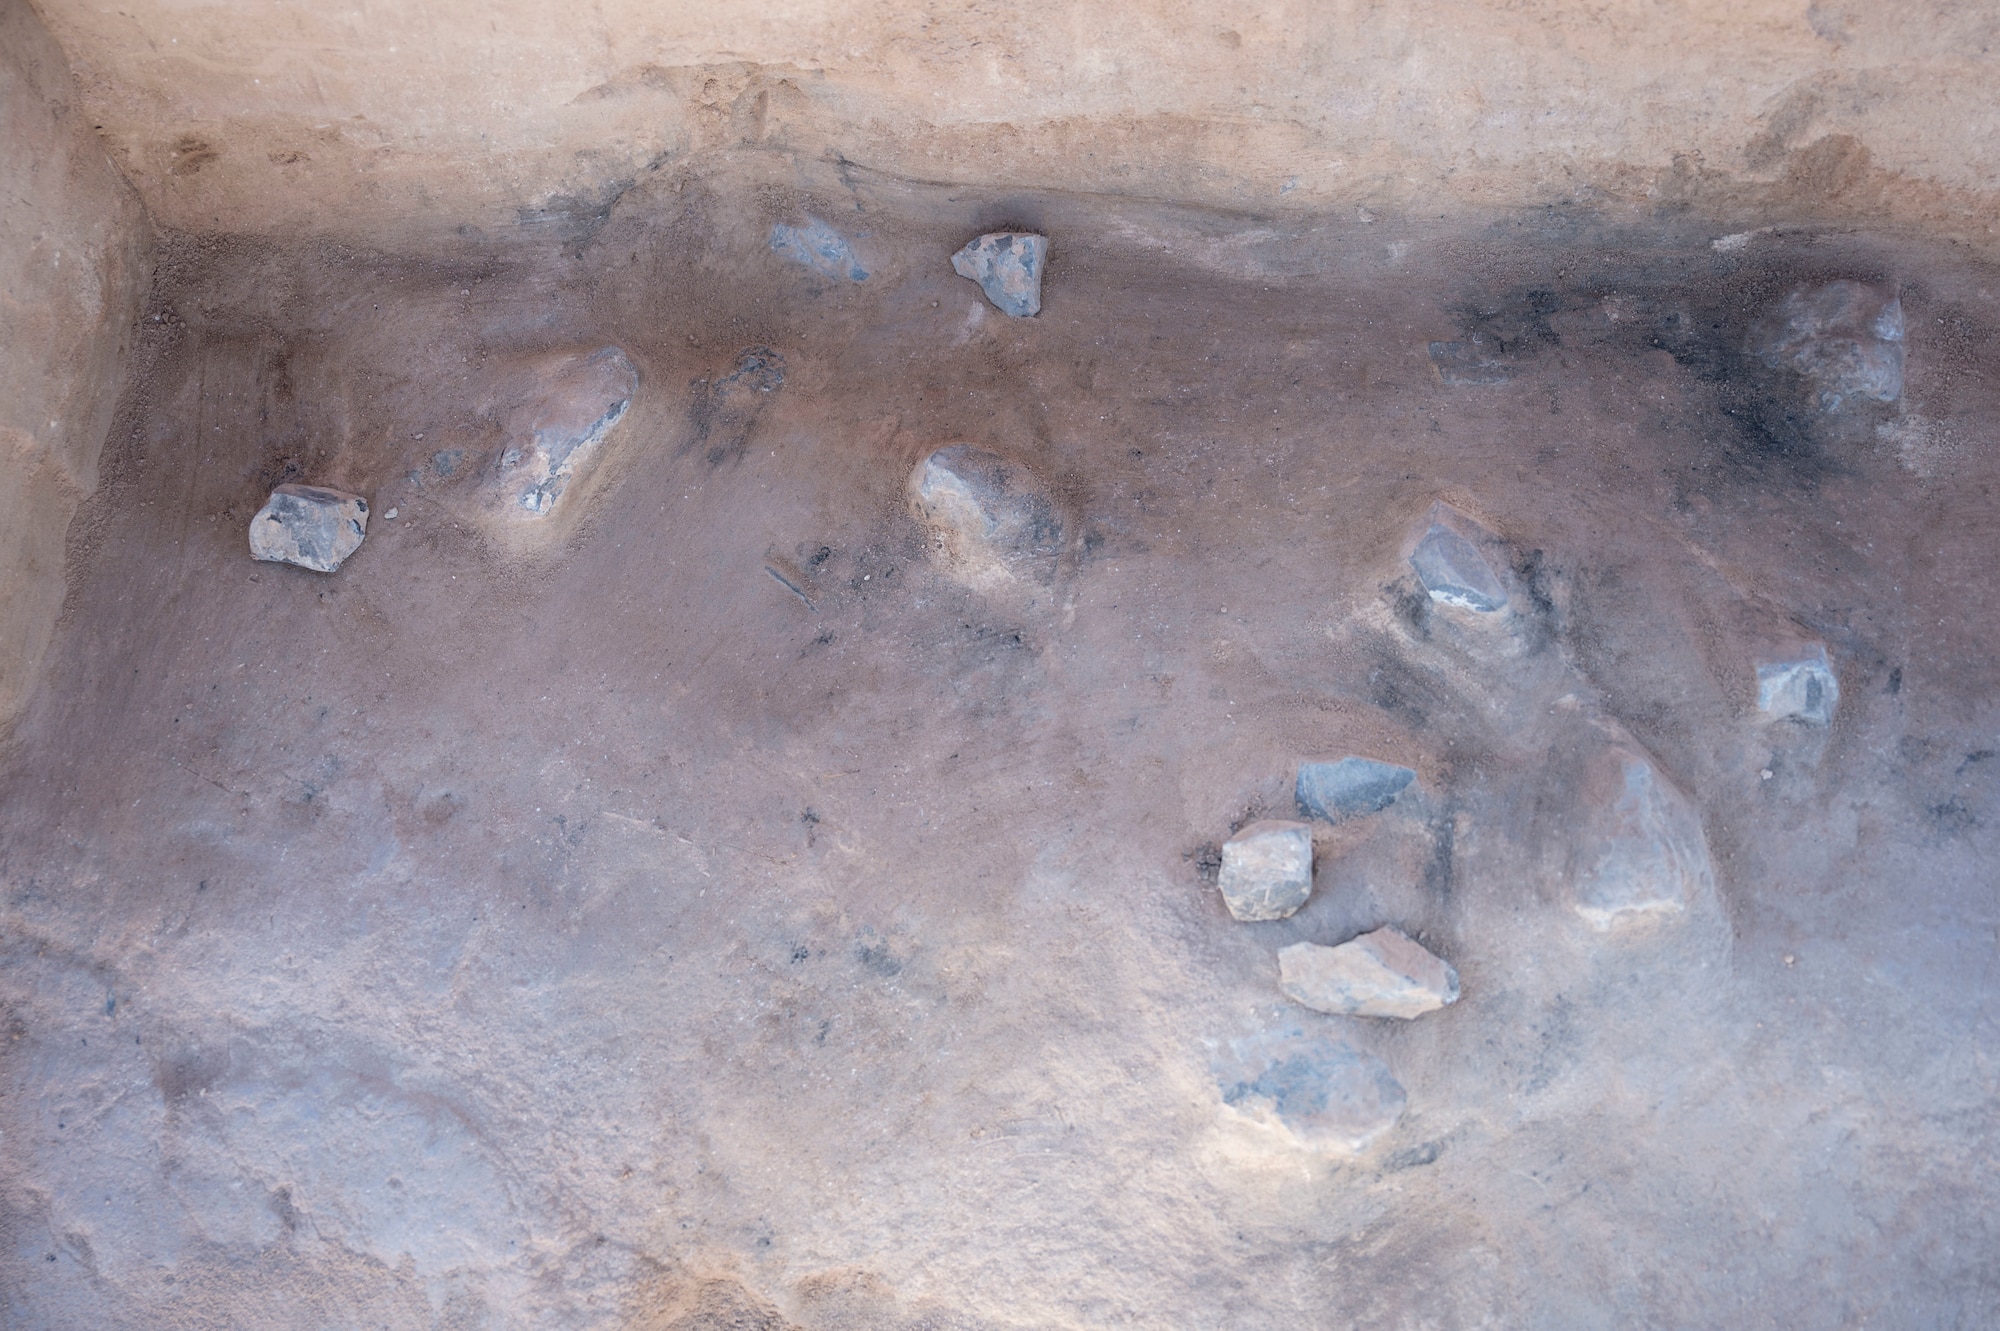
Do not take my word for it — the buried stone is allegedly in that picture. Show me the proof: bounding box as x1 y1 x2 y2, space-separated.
769 217 868 282
492 346 638 517
1278 927 1460 1020
1219 1031 1407 1154
249 484 369 573
1757 646 1839 725
1295 757 1416 823
1410 503 1508 612
910 444 1062 587
1571 744 1716 931
952 231 1048 317
1749 280 1904 411
1216 819 1314 921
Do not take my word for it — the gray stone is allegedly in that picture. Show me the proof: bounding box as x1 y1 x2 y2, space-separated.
248 484 369 573
910 444 1062 587
1278 927 1460 1020
1571 745 1715 931
1428 334 1515 385
1757 646 1839 725
1410 503 1508 612
1295 757 1416 823
1749 280 1904 410
952 231 1047 317
1219 1031 1406 1154
1216 819 1314 921
769 217 868 282
493 346 638 518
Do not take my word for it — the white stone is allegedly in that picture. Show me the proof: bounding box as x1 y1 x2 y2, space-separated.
1217 819 1314 921
248 484 369 573
1757 646 1839 725
1571 745 1715 931
910 444 1061 587
1749 280 1904 411
492 345 637 518
1278 927 1460 1019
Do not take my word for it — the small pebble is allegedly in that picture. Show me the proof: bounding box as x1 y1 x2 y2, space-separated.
383 507 399 520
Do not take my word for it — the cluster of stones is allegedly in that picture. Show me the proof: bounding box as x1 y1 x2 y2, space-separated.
1213 496 1841 1155
249 226 1049 574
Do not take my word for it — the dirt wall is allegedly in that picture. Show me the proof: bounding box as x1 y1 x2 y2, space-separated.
0 0 149 731
28 0 2000 249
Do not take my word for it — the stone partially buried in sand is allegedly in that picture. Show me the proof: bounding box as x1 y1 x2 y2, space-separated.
952 231 1047 317
1749 280 1904 411
910 444 1062 587
1571 744 1715 931
492 345 638 518
1295 757 1416 823
1757 646 1839 725
249 484 369 572
1217 819 1313 921
1278 927 1460 1019
1220 1032 1406 1154
1410 503 1509 612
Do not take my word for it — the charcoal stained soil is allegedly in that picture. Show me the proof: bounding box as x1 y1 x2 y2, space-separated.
2 183 1998 1329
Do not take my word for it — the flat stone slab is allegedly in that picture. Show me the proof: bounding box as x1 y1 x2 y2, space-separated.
1278 927 1460 1019
1219 1032 1407 1154
1217 819 1313 921
493 346 638 518
952 232 1047 317
1428 335 1515 385
1410 503 1508 612
1750 280 1904 410
1571 745 1715 931
1757 647 1839 725
769 217 868 282
910 444 1061 587
249 484 368 572
1295 757 1416 823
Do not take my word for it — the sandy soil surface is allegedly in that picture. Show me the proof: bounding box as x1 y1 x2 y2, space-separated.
2 184 1997 1328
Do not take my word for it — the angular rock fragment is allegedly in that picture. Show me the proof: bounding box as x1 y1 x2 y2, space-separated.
1216 819 1314 921
952 231 1047 317
249 484 369 573
1749 280 1905 410
1757 646 1839 725
1278 927 1460 1019
1427 334 1515 385
1571 745 1715 931
1410 503 1508 612
1219 1032 1406 1154
1295 757 1416 823
910 444 1062 587
492 346 638 518
769 217 868 282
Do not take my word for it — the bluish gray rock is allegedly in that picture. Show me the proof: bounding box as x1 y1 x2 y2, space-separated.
1410 504 1508 612
1757 646 1839 725
952 231 1047 317
1571 744 1715 931
1750 280 1904 410
493 346 638 518
1295 757 1416 823
1216 819 1313 921
769 218 868 282
910 444 1062 587
1218 1030 1406 1154
249 484 369 572
1279 928 1460 1020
